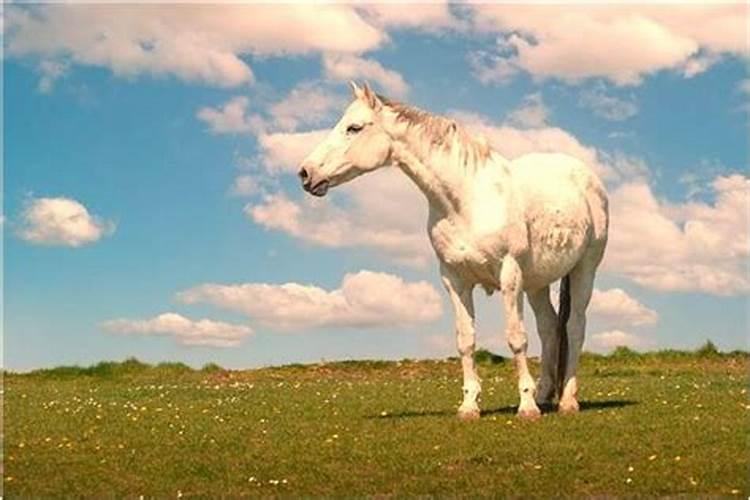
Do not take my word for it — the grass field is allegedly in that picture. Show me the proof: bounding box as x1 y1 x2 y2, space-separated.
4 346 749 497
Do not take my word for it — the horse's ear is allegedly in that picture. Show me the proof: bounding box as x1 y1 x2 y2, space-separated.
361 82 382 111
349 80 362 98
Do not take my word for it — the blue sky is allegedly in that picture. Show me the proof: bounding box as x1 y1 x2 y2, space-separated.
4 4 748 371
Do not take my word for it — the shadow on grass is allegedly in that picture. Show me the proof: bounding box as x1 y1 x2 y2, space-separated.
368 399 637 419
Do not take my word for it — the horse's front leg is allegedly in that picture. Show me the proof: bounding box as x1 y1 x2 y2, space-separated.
440 266 480 421
501 255 541 420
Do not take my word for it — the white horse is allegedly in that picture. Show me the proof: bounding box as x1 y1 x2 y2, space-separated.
298 83 608 420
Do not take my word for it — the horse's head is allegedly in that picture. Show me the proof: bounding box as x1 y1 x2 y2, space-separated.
298 82 392 197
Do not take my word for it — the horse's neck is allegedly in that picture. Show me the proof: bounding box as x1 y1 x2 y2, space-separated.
391 137 473 217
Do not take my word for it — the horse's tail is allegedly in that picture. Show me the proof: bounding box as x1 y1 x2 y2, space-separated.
556 274 571 399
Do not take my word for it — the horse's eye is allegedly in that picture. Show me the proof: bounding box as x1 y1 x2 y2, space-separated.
346 124 364 134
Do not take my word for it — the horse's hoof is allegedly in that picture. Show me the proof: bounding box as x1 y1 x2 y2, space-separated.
517 406 542 421
457 408 481 421
558 399 580 414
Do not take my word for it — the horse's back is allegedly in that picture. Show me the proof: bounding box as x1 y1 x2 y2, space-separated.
511 152 608 241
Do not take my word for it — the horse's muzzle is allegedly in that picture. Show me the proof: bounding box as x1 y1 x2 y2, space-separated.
299 166 329 196
307 179 329 197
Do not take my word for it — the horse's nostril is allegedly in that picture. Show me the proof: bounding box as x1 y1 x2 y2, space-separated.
298 167 309 181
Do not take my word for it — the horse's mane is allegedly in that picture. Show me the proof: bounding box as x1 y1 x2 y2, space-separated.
379 95 491 171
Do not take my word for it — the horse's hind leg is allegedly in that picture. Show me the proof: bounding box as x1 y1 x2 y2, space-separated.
559 248 601 414
527 286 558 408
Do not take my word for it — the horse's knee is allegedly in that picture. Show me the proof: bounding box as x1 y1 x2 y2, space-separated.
506 327 527 355
456 330 475 356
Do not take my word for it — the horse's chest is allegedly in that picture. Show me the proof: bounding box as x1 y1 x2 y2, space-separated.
428 217 509 287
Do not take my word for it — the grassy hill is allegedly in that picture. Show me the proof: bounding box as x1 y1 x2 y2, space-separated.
4 346 749 497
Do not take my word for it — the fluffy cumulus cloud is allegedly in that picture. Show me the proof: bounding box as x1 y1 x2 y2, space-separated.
177 270 443 330
588 329 655 351
506 92 550 128
589 288 659 327
467 4 746 86
196 96 260 135
453 111 617 180
198 87 341 137
256 129 330 174
550 284 658 332
268 84 346 132
357 3 463 32
102 313 252 348
323 54 409 97
8 4 744 92
603 174 750 295
248 168 431 267
17 196 115 247
5 4 385 89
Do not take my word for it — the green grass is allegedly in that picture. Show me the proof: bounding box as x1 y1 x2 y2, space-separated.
4 348 749 497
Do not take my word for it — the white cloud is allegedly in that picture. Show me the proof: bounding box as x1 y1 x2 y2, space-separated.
256 129 330 175
18 196 114 247
177 270 443 330
198 85 343 156
196 96 260 135
357 3 463 32
578 84 638 121
102 312 252 348
452 111 616 180
6 4 385 88
229 174 262 197
588 329 654 352
468 4 746 86
506 92 549 128
550 285 658 332
247 168 431 267
467 49 519 86
589 288 658 327
268 84 345 132
10 4 743 92
454 111 661 184
323 54 409 97
603 174 750 295
681 52 721 78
